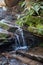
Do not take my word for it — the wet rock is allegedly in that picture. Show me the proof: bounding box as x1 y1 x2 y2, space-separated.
0 54 27 65
0 7 7 20
23 30 40 47
8 25 18 33
1 52 43 65
0 55 7 65
0 28 15 45
5 15 14 21
0 19 18 30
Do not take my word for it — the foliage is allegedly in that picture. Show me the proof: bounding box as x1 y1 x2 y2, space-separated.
16 1 43 35
23 1 43 16
16 15 43 35
28 26 43 35
16 15 43 26
18 1 25 7
21 1 26 7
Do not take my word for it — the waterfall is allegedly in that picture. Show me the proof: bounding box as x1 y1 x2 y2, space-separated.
14 27 28 50
15 34 20 47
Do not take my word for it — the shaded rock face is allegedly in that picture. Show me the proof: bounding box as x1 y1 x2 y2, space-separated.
23 30 40 47
0 38 15 52
8 27 18 33
0 7 7 20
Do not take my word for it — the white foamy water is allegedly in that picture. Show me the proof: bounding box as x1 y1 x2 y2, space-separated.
15 46 28 51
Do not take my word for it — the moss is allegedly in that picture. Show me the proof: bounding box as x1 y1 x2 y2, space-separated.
0 33 8 39
39 43 43 47
0 23 10 39
0 23 9 30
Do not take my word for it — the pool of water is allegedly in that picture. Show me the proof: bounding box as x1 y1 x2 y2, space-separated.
0 55 27 65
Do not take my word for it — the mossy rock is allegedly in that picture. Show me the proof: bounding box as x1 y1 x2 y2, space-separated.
0 23 9 30
0 33 9 39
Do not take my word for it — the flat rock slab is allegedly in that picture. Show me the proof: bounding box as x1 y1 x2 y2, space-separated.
1 52 43 65
16 47 43 63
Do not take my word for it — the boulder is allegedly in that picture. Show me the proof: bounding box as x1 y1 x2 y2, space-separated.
4 0 23 7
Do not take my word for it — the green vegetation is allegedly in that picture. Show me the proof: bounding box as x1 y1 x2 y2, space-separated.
0 33 8 39
16 1 43 36
23 1 43 15
0 23 10 39
39 43 43 47
16 15 43 35
0 23 10 30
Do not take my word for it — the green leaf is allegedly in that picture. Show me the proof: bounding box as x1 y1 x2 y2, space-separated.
32 3 40 15
40 6 43 9
21 1 26 7
28 9 34 15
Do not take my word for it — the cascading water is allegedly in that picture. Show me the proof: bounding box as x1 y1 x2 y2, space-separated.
14 26 28 50
16 28 26 46
15 34 20 47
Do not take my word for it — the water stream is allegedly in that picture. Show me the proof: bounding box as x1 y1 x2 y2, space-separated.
0 6 28 65
0 5 28 51
12 27 28 51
